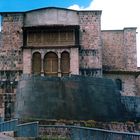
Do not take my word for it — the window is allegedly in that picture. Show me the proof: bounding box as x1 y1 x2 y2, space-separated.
59 30 74 45
43 52 58 76
32 52 41 75
26 29 75 46
31 51 71 77
61 52 70 76
27 31 42 45
115 79 122 91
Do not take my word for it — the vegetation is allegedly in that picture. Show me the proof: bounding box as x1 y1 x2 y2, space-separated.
40 137 70 140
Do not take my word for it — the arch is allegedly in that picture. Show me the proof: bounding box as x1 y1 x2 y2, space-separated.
115 79 122 91
61 51 70 76
44 52 58 76
32 52 41 75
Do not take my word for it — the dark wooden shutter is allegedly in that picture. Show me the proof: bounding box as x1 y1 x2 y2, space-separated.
61 52 70 76
32 52 41 75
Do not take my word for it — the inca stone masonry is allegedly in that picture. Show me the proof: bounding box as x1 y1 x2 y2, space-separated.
0 7 140 120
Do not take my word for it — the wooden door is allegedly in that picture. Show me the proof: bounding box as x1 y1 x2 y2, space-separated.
44 52 58 76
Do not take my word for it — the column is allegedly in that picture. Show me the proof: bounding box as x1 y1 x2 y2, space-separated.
41 52 44 76
58 52 61 77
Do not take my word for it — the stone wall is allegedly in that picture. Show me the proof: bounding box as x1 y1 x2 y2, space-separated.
0 92 4 118
23 48 79 75
102 28 137 71
121 96 140 119
0 49 22 70
1 13 23 50
23 49 32 74
0 13 24 119
24 8 79 27
79 11 102 76
0 8 139 121
70 48 79 75
136 75 140 96
0 13 23 71
0 32 2 48
123 28 137 71
104 73 137 96
15 75 124 121
39 120 140 133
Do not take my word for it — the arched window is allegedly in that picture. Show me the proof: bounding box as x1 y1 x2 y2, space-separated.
44 52 58 76
61 52 70 76
32 52 41 75
115 79 122 91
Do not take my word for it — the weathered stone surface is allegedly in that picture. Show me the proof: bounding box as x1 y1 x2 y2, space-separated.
2 13 23 50
121 96 140 119
25 8 79 26
0 13 23 71
102 28 137 71
136 75 140 96
79 11 102 71
15 75 124 121
104 73 137 96
0 7 139 121
39 120 140 133
0 133 15 140
0 32 2 48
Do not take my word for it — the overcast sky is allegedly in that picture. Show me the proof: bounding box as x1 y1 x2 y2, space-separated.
0 0 139 66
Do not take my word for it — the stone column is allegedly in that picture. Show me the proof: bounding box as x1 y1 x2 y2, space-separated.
23 49 32 74
41 52 44 76
70 48 79 75
58 52 61 77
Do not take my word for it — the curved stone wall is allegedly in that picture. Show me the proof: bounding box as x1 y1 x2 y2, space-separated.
15 75 125 121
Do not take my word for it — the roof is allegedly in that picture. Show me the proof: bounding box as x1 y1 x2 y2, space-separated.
23 24 80 29
102 27 137 32
0 7 102 14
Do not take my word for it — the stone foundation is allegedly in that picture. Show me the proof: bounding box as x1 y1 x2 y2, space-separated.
39 119 140 133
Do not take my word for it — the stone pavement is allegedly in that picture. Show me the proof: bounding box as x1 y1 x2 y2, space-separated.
0 133 15 140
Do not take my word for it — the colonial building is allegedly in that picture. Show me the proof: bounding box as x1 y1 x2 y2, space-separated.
0 7 139 120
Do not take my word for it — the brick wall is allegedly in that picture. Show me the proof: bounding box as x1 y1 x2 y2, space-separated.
102 28 137 71
78 11 102 76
